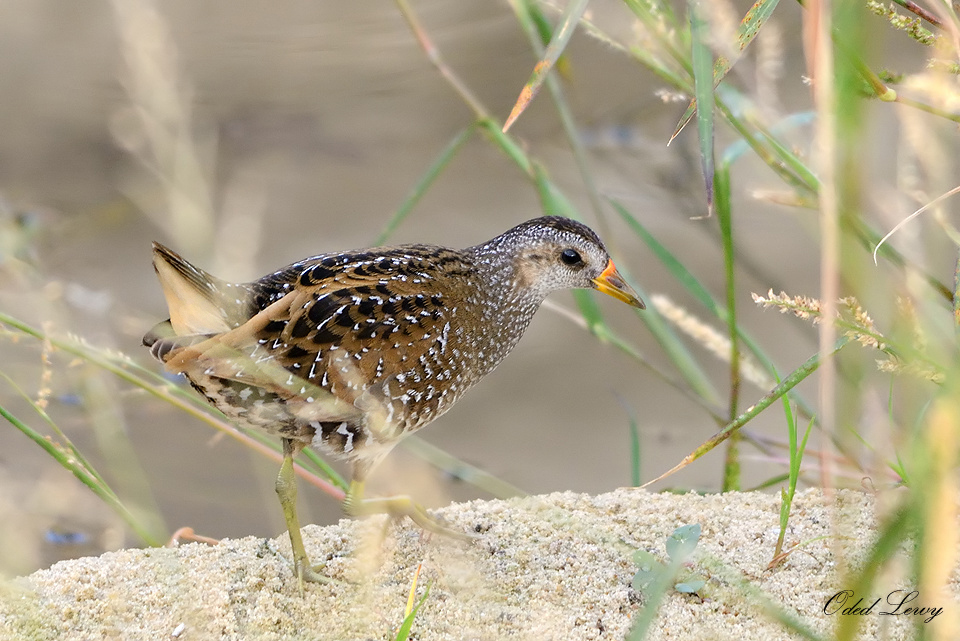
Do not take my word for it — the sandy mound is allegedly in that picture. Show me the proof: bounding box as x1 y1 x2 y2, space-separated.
0 488 951 640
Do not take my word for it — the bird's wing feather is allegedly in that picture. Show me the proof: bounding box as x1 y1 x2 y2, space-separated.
159 291 361 423
250 247 473 389
154 246 476 426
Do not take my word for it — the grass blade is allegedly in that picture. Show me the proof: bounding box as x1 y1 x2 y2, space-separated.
502 0 590 132
643 337 850 488
0 310 350 498
611 196 821 423
527 2 572 78
616 394 643 487
0 399 164 546
833 507 911 641
400 436 526 499
612 201 716 313
612 199 777 376
395 576 432 641
510 0 613 230
671 0 782 142
716 164 740 490
688 0 715 215
532 161 577 219
715 165 737 400
375 124 477 245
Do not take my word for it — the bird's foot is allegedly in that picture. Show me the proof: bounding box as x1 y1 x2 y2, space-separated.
344 492 480 541
283 546 349 595
296 559 334 586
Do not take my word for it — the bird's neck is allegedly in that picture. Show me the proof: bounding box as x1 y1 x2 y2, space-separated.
467 241 546 314
463 243 545 375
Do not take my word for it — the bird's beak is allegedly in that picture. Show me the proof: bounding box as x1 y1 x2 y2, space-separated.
591 259 645 309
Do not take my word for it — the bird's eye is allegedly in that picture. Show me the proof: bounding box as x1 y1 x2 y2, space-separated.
560 248 582 266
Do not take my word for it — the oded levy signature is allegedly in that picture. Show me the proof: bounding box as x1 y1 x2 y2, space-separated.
823 590 943 623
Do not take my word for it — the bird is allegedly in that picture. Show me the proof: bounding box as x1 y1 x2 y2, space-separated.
143 216 643 586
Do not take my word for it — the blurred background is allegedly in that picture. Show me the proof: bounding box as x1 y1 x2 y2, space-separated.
0 0 944 577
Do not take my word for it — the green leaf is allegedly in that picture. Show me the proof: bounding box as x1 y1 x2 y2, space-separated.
666 523 702 561
631 550 666 591
674 579 706 593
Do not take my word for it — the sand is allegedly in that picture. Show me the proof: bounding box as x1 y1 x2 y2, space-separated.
0 488 954 640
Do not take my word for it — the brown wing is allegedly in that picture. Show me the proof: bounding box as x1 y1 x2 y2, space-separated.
261 247 468 402
157 290 362 425
159 245 475 433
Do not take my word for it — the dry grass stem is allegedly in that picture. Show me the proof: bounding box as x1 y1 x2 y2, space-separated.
109 0 216 255
651 294 773 391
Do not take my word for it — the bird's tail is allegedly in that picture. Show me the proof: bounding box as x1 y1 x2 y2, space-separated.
151 242 235 336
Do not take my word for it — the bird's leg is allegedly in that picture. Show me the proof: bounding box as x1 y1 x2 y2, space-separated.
341 468 478 541
276 438 331 591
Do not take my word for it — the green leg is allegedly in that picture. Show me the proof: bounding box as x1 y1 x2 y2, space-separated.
342 475 478 541
276 438 331 592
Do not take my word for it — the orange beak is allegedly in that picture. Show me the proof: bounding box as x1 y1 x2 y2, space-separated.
591 259 644 309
